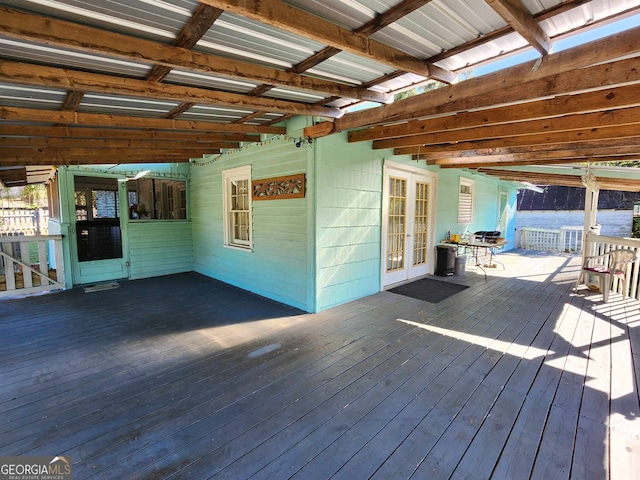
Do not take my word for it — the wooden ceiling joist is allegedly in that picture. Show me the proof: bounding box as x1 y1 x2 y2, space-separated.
0 147 222 158
433 154 640 169
145 4 224 83
0 106 285 134
427 0 592 64
0 152 219 167
406 137 640 159
349 83 640 143
306 25 640 137
0 138 241 150
0 60 343 119
394 123 640 155
0 7 389 105
422 146 640 164
477 168 640 192
373 105 640 150
0 125 258 142
486 0 552 55
198 0 455 83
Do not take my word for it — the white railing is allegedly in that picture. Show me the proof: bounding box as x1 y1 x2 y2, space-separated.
0 209 49 236
516 226 585 253
0 234 64 297
583 233 640 301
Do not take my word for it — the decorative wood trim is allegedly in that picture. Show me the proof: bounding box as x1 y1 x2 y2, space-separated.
252 174 305 200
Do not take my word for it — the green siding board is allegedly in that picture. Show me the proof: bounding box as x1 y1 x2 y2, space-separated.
190 135 310 311
127 222 193 280
315 132 385 311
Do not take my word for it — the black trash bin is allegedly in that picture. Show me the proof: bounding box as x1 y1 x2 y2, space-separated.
436 245 456 276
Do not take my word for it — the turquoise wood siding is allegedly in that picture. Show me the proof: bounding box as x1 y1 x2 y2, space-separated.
314 136 518 311
190 136 311 311
128 222 193 279
315 132 386 311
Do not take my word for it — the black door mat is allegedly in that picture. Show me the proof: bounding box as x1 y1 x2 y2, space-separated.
389 277 469 304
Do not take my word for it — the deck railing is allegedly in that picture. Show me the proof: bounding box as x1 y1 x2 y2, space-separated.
0 234 64 297
583 233 640 300
516 226 585 253
0 209 49 236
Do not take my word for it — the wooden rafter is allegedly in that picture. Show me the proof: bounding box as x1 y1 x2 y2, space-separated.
0 147 221 157
476 168 640 191
428 0 592 64
232 0 433 124
0 125 257 142
0 60 342 119
485 0 551 55
0 138 240 149
372 105 640 150
0 155 220 167
0 7 388 104
0 106 285 134
349 83 640 143
198 0 455 83
405 137 640 158
305 25 640 137
146 4 223 83
393 123 640 154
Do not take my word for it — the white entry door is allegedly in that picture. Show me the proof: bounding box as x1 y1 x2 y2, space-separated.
382 164 437 287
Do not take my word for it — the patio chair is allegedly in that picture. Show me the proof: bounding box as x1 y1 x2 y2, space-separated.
576 249 638 302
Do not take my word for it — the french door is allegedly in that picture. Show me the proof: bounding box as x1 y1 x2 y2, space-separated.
382 164 437 287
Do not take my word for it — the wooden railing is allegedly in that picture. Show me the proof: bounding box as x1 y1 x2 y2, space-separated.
516 226 585 253
0 208 49 236
0 235 64 297
584 233 640 301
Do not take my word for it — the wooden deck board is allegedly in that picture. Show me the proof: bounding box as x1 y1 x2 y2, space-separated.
0 252 638 480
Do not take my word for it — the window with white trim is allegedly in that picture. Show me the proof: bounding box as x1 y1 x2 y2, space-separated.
223 165 252 250
458 177 474 224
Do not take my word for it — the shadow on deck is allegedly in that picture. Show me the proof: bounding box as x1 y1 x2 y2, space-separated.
0 251 638 479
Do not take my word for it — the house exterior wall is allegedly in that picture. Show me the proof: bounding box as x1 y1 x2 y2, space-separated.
189 131 313 311
314 133 518 311
54 165 192 286
128 221 193 279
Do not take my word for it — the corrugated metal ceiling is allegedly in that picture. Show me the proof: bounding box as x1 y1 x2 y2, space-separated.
0 0 639 124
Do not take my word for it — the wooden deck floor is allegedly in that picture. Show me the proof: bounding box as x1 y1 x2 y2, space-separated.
1 251 638 479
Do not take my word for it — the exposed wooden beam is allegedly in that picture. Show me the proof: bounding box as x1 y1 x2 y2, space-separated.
373 106 640 149
146 4 223 83
163 102 198 120
394 123 640 153
355 0 435 36
485 0 552 55
422 146 640 164
349 83 640 143
0 147 222 158
0 60 343 119
198 0 455 83
434 154 640 169
428 0 591 64
0 138 240 149
60 90 85 111
0 106 285 134
0 7 388 104
477 168 640 191
0 125 258 142
401 137 640 157
305 25 640 137
0 154 214 167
